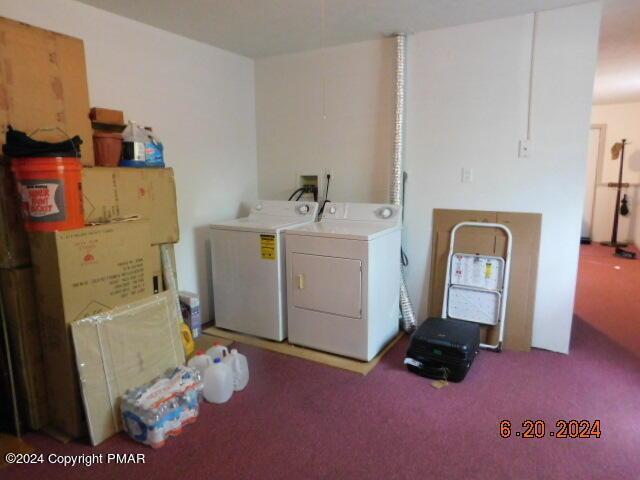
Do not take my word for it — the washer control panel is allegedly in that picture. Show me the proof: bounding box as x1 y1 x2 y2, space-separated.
250 200 318 218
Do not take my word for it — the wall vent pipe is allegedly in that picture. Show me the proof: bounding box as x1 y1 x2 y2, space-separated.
391 33 417 333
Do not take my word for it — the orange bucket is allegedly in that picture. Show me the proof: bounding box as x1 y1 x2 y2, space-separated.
11 157 84 232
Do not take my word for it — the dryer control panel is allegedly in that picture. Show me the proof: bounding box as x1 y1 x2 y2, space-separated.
321 202 401 226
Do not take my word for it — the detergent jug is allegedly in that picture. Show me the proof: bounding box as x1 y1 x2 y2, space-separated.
121 121 165 168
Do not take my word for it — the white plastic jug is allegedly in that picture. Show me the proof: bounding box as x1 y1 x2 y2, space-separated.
222 349 249 391
187 352 212 377
202 358 234 404
206 343 229 362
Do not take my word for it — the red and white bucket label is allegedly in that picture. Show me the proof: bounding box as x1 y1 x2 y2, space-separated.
17 180 67 222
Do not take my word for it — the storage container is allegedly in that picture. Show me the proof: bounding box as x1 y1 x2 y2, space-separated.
11 157 83 231
202 358 233 404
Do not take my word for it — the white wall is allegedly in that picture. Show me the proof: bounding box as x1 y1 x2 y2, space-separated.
590 102 640 247
256 2 602 353
256 40 394 202
1 0 259 322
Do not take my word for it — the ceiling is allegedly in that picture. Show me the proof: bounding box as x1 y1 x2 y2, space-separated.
77 0 592 58
594 0 640 104
76 0 640 104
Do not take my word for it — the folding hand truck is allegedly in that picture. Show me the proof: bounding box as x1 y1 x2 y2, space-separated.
441 222 513 351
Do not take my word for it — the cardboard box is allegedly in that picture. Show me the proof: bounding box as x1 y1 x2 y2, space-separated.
0 160 30 268
428 209 541 351
29 220 153 438
82 167 179 245
71 290 185 446
0 17 94 166
0 268 48 430
179 291 201 338
89 108 124 126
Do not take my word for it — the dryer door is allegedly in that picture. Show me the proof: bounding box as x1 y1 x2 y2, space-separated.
291 253 362 319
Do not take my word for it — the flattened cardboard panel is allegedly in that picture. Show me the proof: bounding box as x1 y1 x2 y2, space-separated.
494 212 542 351
72 291 185 446
0 17 94 165
429 209 541 351
0 268 48 430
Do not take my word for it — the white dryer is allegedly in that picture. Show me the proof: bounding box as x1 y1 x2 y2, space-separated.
209 200 318 341
285 202 401 361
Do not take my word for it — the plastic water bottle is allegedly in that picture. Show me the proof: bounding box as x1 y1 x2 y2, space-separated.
187 351 212 377
202 358 234 404
222 349 249 391
205 343 229 362
120 121 148 167
121 366 203 448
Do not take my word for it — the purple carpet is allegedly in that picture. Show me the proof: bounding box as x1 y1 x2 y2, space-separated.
5 245 640 479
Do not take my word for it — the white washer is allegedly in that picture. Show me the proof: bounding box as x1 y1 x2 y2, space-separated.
285 202 401 361
209 200 318 341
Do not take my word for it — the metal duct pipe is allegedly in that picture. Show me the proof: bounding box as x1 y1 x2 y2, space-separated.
391 33 417 333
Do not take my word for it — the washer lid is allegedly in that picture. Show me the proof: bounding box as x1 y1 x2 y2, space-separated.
209 200 318 233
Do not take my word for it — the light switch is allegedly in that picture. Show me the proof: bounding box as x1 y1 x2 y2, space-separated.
461 168 473 183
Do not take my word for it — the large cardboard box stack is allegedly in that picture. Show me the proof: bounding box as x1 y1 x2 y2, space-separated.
29 221 155 437
0 16 183 439
0 16 95 435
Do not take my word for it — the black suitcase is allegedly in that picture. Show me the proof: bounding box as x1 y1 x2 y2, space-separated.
404 317 480 382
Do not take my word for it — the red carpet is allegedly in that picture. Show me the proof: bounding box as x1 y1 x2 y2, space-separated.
5 245 640 479
575 243 640 354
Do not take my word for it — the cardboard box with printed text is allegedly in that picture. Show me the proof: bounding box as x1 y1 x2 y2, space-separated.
82 167 179 245
29 220 153 438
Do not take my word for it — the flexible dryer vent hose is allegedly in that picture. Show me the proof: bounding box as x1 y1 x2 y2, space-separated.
391 33 417 333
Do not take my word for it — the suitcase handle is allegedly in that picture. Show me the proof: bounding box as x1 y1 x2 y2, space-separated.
407 361 450 380
421 365 450 380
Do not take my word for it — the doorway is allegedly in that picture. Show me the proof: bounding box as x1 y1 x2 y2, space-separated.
581 124 606 242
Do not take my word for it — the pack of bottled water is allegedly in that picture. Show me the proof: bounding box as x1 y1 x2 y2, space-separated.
121 366 203 448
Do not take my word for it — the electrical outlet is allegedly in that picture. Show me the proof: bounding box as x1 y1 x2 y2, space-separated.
461 168 473 184
519 139 532 158
295 171 320 189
